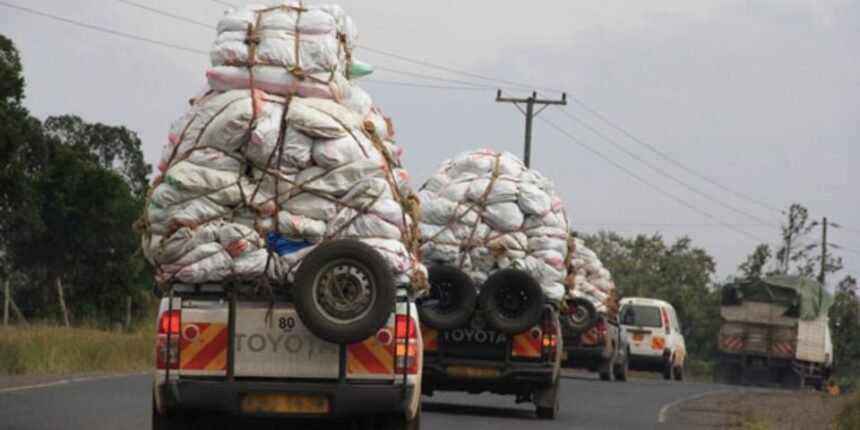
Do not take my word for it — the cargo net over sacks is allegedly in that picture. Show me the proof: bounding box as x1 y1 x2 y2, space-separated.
138 3 427 304
416 150 570 334
566 237 620 317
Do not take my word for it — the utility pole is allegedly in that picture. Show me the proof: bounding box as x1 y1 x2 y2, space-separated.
819 216 828 285
496 90 567 168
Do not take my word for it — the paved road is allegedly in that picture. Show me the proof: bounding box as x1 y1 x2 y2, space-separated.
0 372 741 430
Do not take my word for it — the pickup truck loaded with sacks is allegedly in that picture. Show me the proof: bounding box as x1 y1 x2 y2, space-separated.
415 150 569 420
143 4 425 429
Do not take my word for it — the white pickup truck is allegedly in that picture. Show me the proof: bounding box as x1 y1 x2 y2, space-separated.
151 240 423 429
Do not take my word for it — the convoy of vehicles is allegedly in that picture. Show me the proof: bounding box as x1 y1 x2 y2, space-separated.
561 297 630 382
619 297 687 381
715 275 833 389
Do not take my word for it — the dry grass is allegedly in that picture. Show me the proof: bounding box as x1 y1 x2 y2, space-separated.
0 324 153 375
734 410 772 430
835 388 860 430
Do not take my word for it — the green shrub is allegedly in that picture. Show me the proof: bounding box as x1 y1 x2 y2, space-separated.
835 388 860 430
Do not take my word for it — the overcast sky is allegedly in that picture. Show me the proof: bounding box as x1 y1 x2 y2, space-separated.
1 0 858 282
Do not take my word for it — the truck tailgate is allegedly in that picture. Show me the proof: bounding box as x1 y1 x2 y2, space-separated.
234 302 340 379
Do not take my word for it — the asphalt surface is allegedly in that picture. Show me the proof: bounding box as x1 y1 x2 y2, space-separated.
0 372 741 430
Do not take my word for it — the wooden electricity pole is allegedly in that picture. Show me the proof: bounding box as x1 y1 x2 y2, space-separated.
496 90 567 168
3 280 9 327
819 216 828 285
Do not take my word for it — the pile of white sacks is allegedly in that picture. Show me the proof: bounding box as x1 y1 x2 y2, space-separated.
140 3 426 290
568 237 617 314
418 150 570 304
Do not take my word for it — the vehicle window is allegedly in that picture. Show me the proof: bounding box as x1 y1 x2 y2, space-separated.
620 305 663 328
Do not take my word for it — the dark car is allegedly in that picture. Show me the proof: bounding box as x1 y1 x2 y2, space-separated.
560 297 629 381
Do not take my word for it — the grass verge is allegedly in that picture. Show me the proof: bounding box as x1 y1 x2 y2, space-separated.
0 324 153 375
835 388 860 430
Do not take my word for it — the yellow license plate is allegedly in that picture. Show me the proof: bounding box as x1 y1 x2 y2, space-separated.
241 394 330 415
447 366 500 378
633 333 645 341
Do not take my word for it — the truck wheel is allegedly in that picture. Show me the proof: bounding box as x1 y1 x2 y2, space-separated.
152 397 191 430
418 266 476 330
294 240 395 344
384 406 421 430
534 379 560 420
562 297 597 335
673 365 684 381
613 348 629 382
599 350 615 381
478 269 545 335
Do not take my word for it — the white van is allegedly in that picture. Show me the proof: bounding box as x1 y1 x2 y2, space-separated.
619 297 686 381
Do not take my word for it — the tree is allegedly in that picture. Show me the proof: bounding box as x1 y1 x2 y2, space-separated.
737 244 771 280
737 203 843 281
582 231 719 360
830 276 860 376
8 144 148 325
44 115 151 200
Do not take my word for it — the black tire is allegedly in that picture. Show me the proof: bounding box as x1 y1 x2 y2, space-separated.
663 356 673 380
563 297 597 335
152 396 190 430
599 353 614 381
418 266 476 330
534 380 560 420
478 269 545 335
674 365 684 381
614 348 629 382
384 406 421 430
294 240 395 344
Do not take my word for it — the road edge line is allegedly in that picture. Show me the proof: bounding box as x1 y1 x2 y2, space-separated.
657 388 737 424
0 370 149 394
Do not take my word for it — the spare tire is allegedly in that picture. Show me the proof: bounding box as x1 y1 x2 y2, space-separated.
478 269 545 335
563 297 597 335
294 239 395 344
418 265 477 330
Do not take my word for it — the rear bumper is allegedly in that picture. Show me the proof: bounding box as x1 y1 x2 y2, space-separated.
562 343 611 369
421 356 556 395
158 378 413 418
628 351 669 371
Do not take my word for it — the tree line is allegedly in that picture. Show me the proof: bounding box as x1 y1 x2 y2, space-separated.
1 35 151 327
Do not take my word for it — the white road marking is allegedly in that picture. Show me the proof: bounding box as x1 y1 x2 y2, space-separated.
657 388 736 423
0 371 149 394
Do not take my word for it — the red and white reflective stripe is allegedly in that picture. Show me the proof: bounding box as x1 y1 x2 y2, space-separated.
771 341 795 354
581 327 599 346
721 336 743 351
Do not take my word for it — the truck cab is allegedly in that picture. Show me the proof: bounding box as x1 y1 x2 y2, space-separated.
152 241 423 429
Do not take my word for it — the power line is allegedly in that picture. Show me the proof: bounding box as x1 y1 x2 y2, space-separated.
540 114 769 243
374 66 506 90
567 99 785 213
116 0 212 29
0 1 209 55
357 44 562 95
362 78 490 91
556 107 779 228
571 222 775 227
208 0 237 8
359 44 786 215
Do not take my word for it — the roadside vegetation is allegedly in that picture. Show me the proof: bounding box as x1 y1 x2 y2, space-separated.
834 388 860 430
0 323 153 375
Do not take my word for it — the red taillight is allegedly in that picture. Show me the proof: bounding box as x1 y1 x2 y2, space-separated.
596 320 608 338
395 315 417 339
394 315 419 374
661 307 671 335
542 319 559 351
156 310 180 369
159 310 181 335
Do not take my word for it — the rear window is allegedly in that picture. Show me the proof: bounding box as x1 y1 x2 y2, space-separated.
620 305 663 328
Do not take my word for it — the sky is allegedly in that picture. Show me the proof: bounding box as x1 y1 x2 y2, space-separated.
1 0 858 282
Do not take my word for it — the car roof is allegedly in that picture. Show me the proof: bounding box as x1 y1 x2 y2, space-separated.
620 297 674 309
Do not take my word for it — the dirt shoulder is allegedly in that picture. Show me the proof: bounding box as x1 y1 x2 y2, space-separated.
664 389 841 429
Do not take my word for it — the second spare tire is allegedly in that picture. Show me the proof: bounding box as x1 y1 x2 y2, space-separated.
478 269 545 335
419 265 477 331
294 239 395 344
